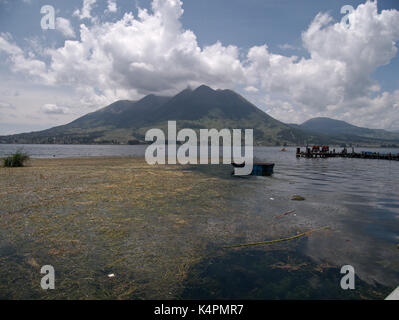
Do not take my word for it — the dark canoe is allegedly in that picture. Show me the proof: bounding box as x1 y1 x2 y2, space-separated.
232 162 275 176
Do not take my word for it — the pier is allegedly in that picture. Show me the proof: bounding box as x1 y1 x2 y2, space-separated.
296 146 399 161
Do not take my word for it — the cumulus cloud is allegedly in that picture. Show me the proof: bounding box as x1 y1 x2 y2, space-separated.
0 32 50 80
0 0 399 129
252 1 399 128
56 17 76 38
73 0 97 21
41 104 69 115
39 0 246 105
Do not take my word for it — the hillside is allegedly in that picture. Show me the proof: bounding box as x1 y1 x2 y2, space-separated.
0 85 321 146
289 117 399 146
1 86 398 146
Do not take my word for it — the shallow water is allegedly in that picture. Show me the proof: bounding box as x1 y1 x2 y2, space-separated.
0 145 398 299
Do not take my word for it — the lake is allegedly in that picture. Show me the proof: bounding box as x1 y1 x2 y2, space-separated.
0 144 398 299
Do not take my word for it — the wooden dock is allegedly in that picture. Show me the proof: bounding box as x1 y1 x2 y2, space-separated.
296 147 399 161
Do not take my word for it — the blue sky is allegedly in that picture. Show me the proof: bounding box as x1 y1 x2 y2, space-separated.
1 0 399 134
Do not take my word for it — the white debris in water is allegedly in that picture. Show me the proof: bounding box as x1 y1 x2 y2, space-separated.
270 198 274 200
108 273 115 278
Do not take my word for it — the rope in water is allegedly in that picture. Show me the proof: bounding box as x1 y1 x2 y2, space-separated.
222 226 331 248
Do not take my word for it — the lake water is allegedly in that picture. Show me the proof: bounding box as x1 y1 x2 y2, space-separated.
0 144 148 158
1 144 398 299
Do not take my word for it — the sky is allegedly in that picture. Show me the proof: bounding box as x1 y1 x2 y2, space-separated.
0 0 399 135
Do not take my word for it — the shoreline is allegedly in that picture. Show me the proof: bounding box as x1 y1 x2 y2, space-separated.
1 145 399 161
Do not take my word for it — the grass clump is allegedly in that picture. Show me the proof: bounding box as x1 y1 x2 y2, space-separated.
2 151 30 167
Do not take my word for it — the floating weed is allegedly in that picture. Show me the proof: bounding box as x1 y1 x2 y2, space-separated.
0 157 395 299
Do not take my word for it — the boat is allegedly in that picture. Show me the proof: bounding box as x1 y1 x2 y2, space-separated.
232 162 275 176
251 162 275 176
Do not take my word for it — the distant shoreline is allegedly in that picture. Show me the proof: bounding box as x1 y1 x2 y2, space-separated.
1 142 398 147
1 144 399 160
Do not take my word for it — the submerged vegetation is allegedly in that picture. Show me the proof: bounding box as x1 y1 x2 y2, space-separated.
291 195 306 201
0 157 250 299
2 150 30 167
0 157 396 299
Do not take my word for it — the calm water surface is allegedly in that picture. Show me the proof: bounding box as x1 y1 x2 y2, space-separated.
1 144 398 299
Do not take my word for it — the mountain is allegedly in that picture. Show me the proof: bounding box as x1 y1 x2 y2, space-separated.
288 117 399 146
1 86 398 146
68 94 171 129
0 85 321 146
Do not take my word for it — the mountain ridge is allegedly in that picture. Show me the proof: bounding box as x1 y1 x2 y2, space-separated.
1 86 399 146
288 117 399 144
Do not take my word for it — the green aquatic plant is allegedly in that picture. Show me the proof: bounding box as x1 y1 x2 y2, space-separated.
2 150 30 167
222 226 331 248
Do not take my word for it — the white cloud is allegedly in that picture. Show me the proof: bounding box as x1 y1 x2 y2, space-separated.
39 0 246 106
73 0 97 21
244 86 259 93
0 33 50 81
246 1 399 129
0 33 23 55
41 104 69 115
107 0 117 13
56 17 76 38
0 0 399 129
278 43 298 50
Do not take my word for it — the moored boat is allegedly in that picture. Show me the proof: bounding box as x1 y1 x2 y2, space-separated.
232 162 275 176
